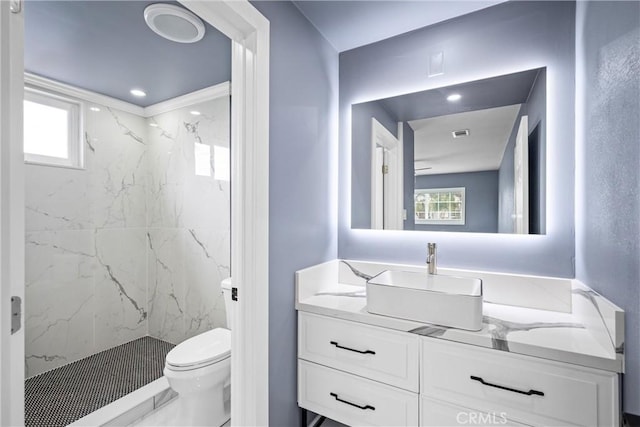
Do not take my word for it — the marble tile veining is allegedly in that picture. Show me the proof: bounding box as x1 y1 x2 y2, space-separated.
25 92 231 375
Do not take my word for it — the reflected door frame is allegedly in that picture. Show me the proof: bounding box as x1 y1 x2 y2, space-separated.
371 118 403 230
514 115 529 234
0 1 270 426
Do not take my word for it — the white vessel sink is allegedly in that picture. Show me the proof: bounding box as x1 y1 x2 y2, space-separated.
366 270 483 331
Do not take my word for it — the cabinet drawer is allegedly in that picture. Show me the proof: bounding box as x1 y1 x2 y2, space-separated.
421 339 618 427
421 397 529 426
298 360 419 427
298 312 419 391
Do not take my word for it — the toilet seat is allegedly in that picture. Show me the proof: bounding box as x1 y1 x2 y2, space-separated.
165 328 231 372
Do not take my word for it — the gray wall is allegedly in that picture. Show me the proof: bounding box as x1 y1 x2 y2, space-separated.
339 1 575 277
249 2 339 425
414 171 498 233
351 100 398 228
575 0 640 416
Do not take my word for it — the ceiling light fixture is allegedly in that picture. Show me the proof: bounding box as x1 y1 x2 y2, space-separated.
190 111 201 116
144 4 206 44
447 93 462 102
89 107 101 112
149 123 159 127
130 89 147 97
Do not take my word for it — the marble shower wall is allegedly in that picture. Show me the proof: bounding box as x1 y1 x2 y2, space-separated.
146 98 231 344
25 94 230 377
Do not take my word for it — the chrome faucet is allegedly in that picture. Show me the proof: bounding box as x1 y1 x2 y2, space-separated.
426 243 437 275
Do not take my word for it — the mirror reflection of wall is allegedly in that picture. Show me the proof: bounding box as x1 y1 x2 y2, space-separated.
351 67 546 234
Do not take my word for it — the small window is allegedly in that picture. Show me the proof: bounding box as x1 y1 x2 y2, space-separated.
24 88 82 168
415 187 466 225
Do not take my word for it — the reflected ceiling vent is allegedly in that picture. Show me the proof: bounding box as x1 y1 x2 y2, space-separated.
452 129 470 138
144 4 205 43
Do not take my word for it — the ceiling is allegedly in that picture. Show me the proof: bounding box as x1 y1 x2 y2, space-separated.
292 0 505 52
411 104 522 176
378 68 540 122
351 68 541 176
24 1 508 106
24 1 231 107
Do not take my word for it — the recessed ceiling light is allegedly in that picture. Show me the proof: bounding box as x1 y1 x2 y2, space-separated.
130 89 147 97
190 111 201 116
149 123 159 127
89 107 101 112
447 93 462 102
144 4 206 44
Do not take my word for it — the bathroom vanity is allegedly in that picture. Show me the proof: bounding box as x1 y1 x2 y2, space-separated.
295 260 624 426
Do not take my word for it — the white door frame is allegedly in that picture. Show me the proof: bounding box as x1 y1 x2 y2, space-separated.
0 1 270 426
370 118 403 230
514 115 529 234
0 2 25 425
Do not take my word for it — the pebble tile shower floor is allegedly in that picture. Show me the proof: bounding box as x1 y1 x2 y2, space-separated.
25 336 174 427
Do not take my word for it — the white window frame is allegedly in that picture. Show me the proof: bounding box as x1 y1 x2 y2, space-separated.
415 187 466 225
23 87 83 169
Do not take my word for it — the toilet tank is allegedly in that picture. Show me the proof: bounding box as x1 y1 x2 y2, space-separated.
221 277 233 329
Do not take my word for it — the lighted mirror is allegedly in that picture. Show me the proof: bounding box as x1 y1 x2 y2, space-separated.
351 67 546 234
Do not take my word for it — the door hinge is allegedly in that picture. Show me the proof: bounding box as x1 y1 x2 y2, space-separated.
11 296 21 334
10 0 22 14
231 287 238 301
382 165 389 175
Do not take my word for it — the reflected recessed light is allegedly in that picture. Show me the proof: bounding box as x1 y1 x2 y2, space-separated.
89 106 101 112
149 123 158 127
447 93 462 102
130 89 147 97
190 111 201 116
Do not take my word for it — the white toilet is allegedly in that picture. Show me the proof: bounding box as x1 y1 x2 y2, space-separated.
163 278 234 426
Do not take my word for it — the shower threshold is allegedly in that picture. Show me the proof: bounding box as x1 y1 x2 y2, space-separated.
25 336 174 427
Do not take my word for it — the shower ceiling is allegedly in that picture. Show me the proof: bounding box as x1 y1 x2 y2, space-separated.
24 1 231 107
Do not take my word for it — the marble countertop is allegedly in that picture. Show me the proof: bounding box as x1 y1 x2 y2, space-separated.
296 260 624 373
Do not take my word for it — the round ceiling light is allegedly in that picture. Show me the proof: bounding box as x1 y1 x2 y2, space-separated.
144 4 205 44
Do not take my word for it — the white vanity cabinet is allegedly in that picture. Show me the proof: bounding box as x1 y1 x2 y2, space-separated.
420 339 619 427
296 260 623 426
298 312 619 427
298 312 420 426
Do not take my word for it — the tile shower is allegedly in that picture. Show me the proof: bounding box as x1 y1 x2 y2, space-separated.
25 91 231 379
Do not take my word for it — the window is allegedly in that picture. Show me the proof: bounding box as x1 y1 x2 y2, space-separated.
415 187 465 225
24 88 82 168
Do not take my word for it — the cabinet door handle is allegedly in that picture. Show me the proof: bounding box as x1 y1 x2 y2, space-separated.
329 392 376 411
470 375 544 397
330 341 376 355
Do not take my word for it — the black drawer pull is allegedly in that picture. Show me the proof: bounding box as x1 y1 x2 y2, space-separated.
330 341 376 355
329 392 376 411
470 375 544 397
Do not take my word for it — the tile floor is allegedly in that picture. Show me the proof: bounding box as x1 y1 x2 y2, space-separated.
25 336 173 427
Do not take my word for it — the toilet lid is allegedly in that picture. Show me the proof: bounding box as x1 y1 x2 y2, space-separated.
166 328 231 369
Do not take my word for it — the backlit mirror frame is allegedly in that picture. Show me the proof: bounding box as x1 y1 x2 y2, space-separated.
350 67 547 235
337 0 576 278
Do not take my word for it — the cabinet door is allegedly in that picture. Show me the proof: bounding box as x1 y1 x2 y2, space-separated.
299 360 419 427
421 397 530 427
299 312 419 391
421 339 619 426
